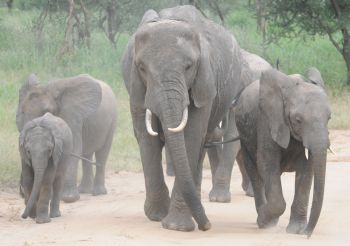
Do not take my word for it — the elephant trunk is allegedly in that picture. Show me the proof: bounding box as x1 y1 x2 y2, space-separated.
305 147 327 238
159 96 210 231
22 165 46 219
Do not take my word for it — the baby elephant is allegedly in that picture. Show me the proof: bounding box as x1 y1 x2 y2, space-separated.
236 68 331 237
19 112 73 223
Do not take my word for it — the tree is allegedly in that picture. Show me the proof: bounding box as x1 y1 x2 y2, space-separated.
6 0 14 12
96 0 176 47
263 0 350 85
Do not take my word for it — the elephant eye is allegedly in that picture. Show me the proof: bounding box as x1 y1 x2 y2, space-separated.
295 116 302 124
138 63 146 73
185 62 193 71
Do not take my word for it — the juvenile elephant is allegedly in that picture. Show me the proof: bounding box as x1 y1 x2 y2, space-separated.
235 68 331 237
207 49 272 202
122 5 246 231
19 113 73 223
16 74 117 202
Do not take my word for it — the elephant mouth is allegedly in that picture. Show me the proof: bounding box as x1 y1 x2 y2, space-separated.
145 107 188 136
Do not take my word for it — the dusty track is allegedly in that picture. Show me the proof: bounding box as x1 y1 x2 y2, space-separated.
1 130 349 245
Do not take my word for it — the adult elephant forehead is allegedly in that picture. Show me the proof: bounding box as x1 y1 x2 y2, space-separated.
136 20 199 45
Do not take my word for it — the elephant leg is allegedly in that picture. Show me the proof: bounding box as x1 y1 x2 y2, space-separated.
287 156 312 234
207 146 221 184
236 149 254 197
162 108 207 231
93 126 115 196
62 159 80 203
78 152 94 194
133 113 170 222
240 144 266 213
50 175 63 218
210 111 239 203
36 167 55 224
256 152 286 228
165 145 175 176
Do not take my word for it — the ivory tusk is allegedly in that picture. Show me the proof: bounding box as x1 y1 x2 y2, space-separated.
328 146 336 155
145 109 158 136
168 107 188 133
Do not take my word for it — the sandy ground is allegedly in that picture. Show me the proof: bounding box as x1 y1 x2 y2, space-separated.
0 130 349 246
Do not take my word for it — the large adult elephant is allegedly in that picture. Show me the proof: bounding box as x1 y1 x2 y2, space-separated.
16 74 117 203
207 48 272 202
122 5 246 231
235 68 331 237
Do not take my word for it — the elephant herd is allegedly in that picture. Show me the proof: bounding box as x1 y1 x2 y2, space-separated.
16 5 331 238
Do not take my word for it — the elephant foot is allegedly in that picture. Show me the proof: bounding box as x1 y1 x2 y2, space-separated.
286 219 307 234
209 185 231 203
62 187 80 203
161 207 195 232
144 196 170 221
50 209 61 218
36 215 51 224
29 207 36 219
257 212 279 229
243 182 254 197
78 181 93 194
92 184 107 196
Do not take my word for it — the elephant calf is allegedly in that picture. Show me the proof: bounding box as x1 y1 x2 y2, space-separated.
235 68 331 237
19 113 73 223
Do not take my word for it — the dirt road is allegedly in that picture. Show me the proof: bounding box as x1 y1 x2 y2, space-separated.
1 130 349 245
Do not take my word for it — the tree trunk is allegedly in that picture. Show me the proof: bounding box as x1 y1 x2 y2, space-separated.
342 36 350 85
79 0 90 49
58 0 76 58
255 0 267 43
34 1 50 51
6 0 13 12
330 0 350 85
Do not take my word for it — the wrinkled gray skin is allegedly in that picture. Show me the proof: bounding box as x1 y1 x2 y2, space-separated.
16 74 117 203
19 113 73 223
122 6 246 231
235 68 331 237
206 49 272 202
166 49 272 201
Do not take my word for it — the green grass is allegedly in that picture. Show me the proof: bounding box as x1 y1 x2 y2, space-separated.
0 6 349 188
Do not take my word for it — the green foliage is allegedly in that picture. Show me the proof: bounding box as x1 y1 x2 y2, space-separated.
261 0 350 84
265 0 350 38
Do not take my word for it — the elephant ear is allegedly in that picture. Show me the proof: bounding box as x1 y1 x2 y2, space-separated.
16 74 39 131
19 119 38 166
128 41 146 110
191 35 216 108
260 69 290 149
140 9 159 26
40 113 66 167
305 67 325 89
49 75 101 156
52 134 63 167
50 75 101 132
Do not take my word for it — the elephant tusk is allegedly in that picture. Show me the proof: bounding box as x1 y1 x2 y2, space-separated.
328 146 336 155
145 109 158 136
168 107 188 133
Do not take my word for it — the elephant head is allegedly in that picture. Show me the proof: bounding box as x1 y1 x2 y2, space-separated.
259 68 331 237
126 18 215 229
19 113 72 219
